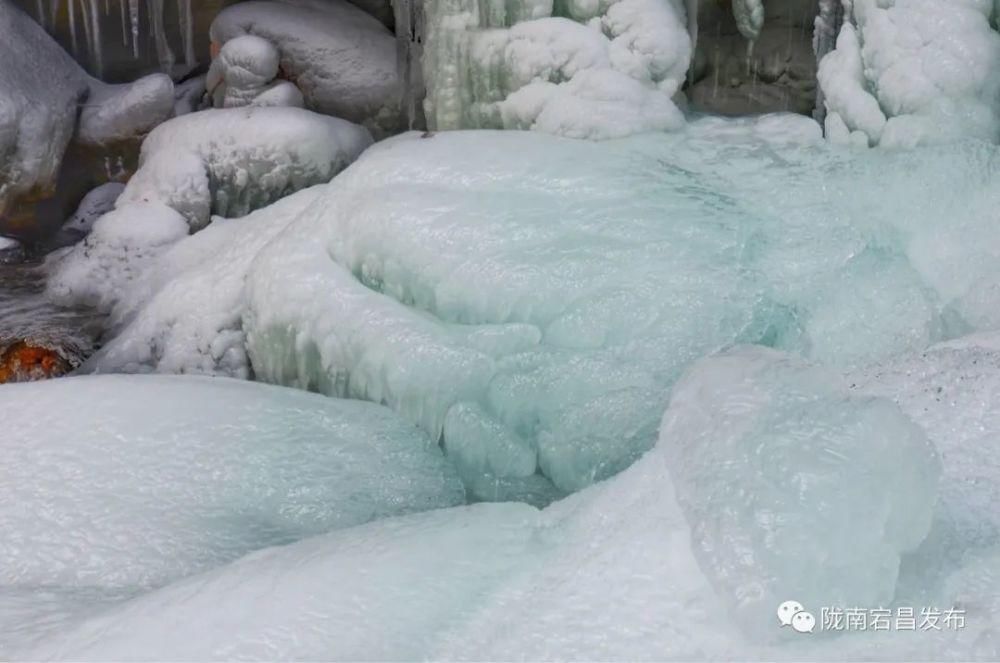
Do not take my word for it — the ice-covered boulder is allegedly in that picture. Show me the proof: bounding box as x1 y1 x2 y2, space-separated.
421 0 692 138
661 346 941 634
0 2 173 228
206 35 305 110
818 0 1000 147
209 0 401 135
0 373 464 653
80 187 323 377
49 182 125 248
117 106 372 230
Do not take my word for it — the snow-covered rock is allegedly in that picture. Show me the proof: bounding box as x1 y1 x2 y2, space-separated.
206 35 304 109
209 0 401 135
117 106 372 231
0 2 173 221
50 182 125 247
82 187 322 378
421 0 692 138
818 0 1000 147
0 235 24 264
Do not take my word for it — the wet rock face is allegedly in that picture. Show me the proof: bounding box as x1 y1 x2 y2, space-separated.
687 0 819 116
0 341 72 383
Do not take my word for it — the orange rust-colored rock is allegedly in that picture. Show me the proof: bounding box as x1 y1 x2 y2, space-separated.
0 341 72 383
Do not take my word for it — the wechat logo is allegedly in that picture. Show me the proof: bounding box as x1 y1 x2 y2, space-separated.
777 600 816 633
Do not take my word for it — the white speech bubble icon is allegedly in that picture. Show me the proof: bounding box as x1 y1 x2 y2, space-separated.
777 600 804 626
792 610 816 633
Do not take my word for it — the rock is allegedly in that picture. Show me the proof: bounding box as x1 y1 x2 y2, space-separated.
0 341 72 383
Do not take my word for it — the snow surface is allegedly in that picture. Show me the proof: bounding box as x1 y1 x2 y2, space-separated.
421 0 692 138
818 0 1000 147
8 345 999 661
75 114 1000 497
0 374 464 656
209 0 401 135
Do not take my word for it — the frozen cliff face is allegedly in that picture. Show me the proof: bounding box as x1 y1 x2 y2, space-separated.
421 0 692 138
209 0 402 136
818 0 1000 147
661 346 941 635
0 374 464 654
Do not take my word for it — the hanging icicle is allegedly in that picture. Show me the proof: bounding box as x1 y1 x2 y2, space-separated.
119 0 128 47
129 0 140 58
146 0 175 73
67 0 79 57
87 0 104 78
176 0 195 68
35 0 46 29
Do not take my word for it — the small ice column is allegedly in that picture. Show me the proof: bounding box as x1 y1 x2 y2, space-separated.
87 0 104 78
129 0 140 58
732 0 764 58
392 0 423 129
146 0 175 72
177 0 195 67
68 0 79 56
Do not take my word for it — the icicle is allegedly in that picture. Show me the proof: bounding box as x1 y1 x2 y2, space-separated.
176 0 195 68
87 0 103 78
104 0 109 15
68 0 79 57
392 0 426 129
146 0 175 73
35 0 46 28
685 0 698 85
129 0 140 58
80 0 93 70
120 0 128 47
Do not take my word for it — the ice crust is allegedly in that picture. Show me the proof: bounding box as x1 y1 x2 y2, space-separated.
77 115 1000 496
662 346 941 634
0 374 464 654
11 344 998 660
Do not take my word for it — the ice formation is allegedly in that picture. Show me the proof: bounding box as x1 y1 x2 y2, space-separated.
80 116 1000 497
817 0 1000 147
9 342 996 660
420 0 692 138
209 0 402 135
0 374 464 655
661 346 941 634
49 181 124 247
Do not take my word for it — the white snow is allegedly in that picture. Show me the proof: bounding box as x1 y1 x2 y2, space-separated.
818 0 1000 147
209 0 401 135
116 106 372 229
421 0 692 139
9 343 998 660
0 374 464 656
77 75 175 146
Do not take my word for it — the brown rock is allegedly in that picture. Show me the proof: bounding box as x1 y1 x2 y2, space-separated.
0 341 72 383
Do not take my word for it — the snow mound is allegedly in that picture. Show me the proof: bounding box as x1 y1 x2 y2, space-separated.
661 346 941 635
210 0 400 135
118 106 373 230
83 187 323 377
77 75 176 146
818 0 1000 147
47 202 189 313
421 0 691 138
0 375 463 624
13 387 997 660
